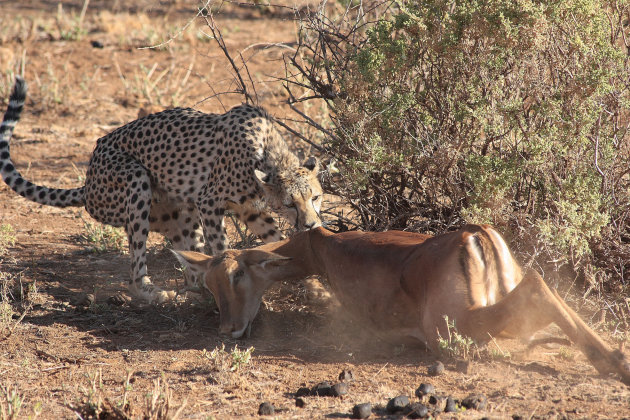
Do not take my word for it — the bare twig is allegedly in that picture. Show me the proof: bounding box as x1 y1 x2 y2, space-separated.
139 0 212 50
201 10 255 104
272 118 324 152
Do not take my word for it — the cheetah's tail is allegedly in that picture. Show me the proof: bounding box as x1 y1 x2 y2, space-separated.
0 76 84 207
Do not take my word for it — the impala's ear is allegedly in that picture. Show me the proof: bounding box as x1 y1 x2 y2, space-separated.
241 249 292 269
303 156 319 173
171 250 213 274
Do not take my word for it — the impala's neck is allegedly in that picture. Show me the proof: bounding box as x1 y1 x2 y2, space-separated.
255 227 332 282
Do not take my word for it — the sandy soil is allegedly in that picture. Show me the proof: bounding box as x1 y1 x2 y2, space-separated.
0 1 629 418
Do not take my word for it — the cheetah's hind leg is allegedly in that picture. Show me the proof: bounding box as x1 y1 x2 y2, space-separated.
85 150 175 304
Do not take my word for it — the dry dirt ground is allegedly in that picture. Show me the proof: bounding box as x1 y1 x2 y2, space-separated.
0 1 629 419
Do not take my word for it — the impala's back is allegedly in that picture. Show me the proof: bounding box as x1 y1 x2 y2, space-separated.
398 225 523 345
309 229 430 335
309 225 523 344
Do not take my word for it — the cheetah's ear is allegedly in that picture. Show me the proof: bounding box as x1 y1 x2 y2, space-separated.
254 169 273 187
303 156 319 173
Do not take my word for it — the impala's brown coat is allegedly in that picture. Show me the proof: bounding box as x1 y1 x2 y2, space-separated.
174 225 630 385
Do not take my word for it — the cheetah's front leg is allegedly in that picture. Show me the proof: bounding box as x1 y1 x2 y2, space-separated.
197 197 230 255
227 202 284 243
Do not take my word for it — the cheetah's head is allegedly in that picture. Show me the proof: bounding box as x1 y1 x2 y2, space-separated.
254 156 323 231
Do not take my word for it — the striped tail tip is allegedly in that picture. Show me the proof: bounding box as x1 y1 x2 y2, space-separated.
1 76 28 138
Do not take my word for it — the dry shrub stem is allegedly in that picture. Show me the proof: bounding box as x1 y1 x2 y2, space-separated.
201 6 256 105
198 1 328 153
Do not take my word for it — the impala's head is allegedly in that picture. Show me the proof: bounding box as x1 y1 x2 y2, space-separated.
173 249 292 338
255 156 323 231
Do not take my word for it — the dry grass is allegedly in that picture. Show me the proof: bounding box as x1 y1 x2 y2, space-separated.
143 375 187 420
0 271 38 340
0 383 36 420
68 369 186 420
80 219 127 254
0 224 16 257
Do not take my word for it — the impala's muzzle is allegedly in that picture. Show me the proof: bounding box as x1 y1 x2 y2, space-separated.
219 321 252 339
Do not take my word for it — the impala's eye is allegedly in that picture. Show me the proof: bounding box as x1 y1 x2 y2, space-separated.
312 195 321 202
232 269 244 285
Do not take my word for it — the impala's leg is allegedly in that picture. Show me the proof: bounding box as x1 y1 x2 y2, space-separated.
453 271 552 342
551 288 630 383
459 270 630 384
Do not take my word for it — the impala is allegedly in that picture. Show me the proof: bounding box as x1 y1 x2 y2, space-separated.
174 225 630 384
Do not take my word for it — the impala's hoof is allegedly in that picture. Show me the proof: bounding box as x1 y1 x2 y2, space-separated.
156 290 176 303
71 292 95 307
303 277 331 303
107 293 130 306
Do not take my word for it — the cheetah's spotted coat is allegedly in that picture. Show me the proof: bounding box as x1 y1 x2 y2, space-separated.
0 77 323 302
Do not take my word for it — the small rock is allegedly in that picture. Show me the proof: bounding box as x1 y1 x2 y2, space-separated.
415 383 435 399
311 381 331 396
456 359 472 374
386 395 410 413
330 382 348 397
72 292 95 307
512 416 524 420
427 361 445 376
90 40 104 48
444 396 457 413
461 393 487 410
351 402 372 419
258 402 274 416
295 387 310 397
339 369 355 382
295 398 305 408
428 395 445 411
406 402 429 418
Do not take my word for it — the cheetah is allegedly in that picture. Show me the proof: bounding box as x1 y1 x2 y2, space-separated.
0 76 323 303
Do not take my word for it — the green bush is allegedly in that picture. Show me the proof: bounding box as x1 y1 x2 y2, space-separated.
290 0 630 291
